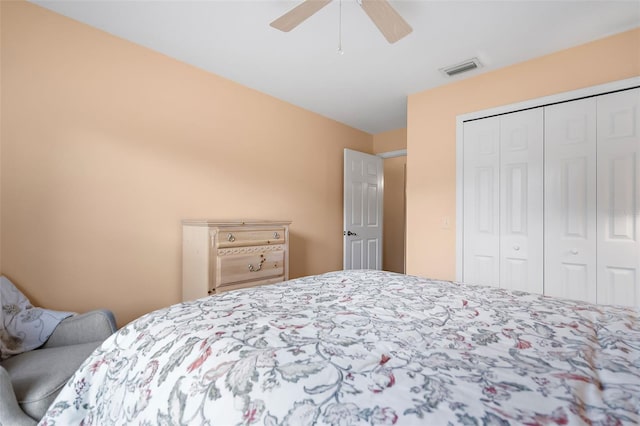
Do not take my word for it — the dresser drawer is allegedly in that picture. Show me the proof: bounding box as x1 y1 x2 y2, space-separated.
217 249 284 286
218 228 286 248
216 276 285 294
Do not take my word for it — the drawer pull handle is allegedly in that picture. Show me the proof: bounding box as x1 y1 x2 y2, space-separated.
227 233 235 242
248 256 266 272
274 232 280 239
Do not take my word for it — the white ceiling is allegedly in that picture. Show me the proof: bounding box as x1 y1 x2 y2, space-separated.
32 0 640 134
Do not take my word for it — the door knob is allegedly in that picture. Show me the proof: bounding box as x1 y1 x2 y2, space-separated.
343 231 357 236
571 249 578 255
513 245 520 251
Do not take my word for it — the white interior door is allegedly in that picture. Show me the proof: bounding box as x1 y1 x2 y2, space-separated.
545 98 597 303
499 108 544 294
597 88 640 306
463 117 500 286
343 149 383 270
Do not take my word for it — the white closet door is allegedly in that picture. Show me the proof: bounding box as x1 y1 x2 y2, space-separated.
597 88 640 306
499 109 544 293
544 98 597 303
463 117 500 286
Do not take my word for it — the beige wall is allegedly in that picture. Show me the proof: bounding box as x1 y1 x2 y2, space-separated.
0 1 372 325
373 128 406 274
406 28 640 280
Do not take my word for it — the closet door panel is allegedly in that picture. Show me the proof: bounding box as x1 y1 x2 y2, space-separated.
463 117 500 287
597 88 640 306
544 98 597 303
499 109 544 294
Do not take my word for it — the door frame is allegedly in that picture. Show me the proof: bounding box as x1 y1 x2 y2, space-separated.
455 76 640 282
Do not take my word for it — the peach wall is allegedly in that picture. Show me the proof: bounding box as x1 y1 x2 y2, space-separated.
0 0 3 275
381 156 405 273
373 128 406 274
406 28 640 280
0 1 372 325
373 128 407 153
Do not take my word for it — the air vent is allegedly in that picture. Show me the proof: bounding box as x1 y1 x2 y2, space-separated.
440 58 482 77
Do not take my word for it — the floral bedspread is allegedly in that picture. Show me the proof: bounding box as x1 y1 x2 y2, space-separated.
40 270 640 425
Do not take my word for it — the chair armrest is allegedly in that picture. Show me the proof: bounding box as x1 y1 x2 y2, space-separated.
43 310 116 349
0 365 37 426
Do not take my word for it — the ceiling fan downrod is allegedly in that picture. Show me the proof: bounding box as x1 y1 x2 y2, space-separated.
337 0 344 55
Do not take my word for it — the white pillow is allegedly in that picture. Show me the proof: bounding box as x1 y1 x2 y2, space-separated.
0 276 72 360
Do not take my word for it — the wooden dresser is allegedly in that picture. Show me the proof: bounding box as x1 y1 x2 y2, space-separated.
182 220 291 301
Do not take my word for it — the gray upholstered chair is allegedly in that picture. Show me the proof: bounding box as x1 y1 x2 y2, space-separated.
0 309 116 426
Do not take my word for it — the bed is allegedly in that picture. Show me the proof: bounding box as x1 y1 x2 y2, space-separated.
39 270 640 425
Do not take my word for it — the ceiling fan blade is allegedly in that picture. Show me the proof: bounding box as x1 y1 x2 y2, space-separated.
360 0 412 43
270 0 333 32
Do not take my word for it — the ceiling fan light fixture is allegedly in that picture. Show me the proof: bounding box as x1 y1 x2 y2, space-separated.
440 58 483 77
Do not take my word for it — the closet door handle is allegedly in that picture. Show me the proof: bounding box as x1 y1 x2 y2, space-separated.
513 245 520 251
571 249 579 255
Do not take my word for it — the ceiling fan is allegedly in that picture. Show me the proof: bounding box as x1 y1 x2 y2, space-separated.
270 0 412 44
